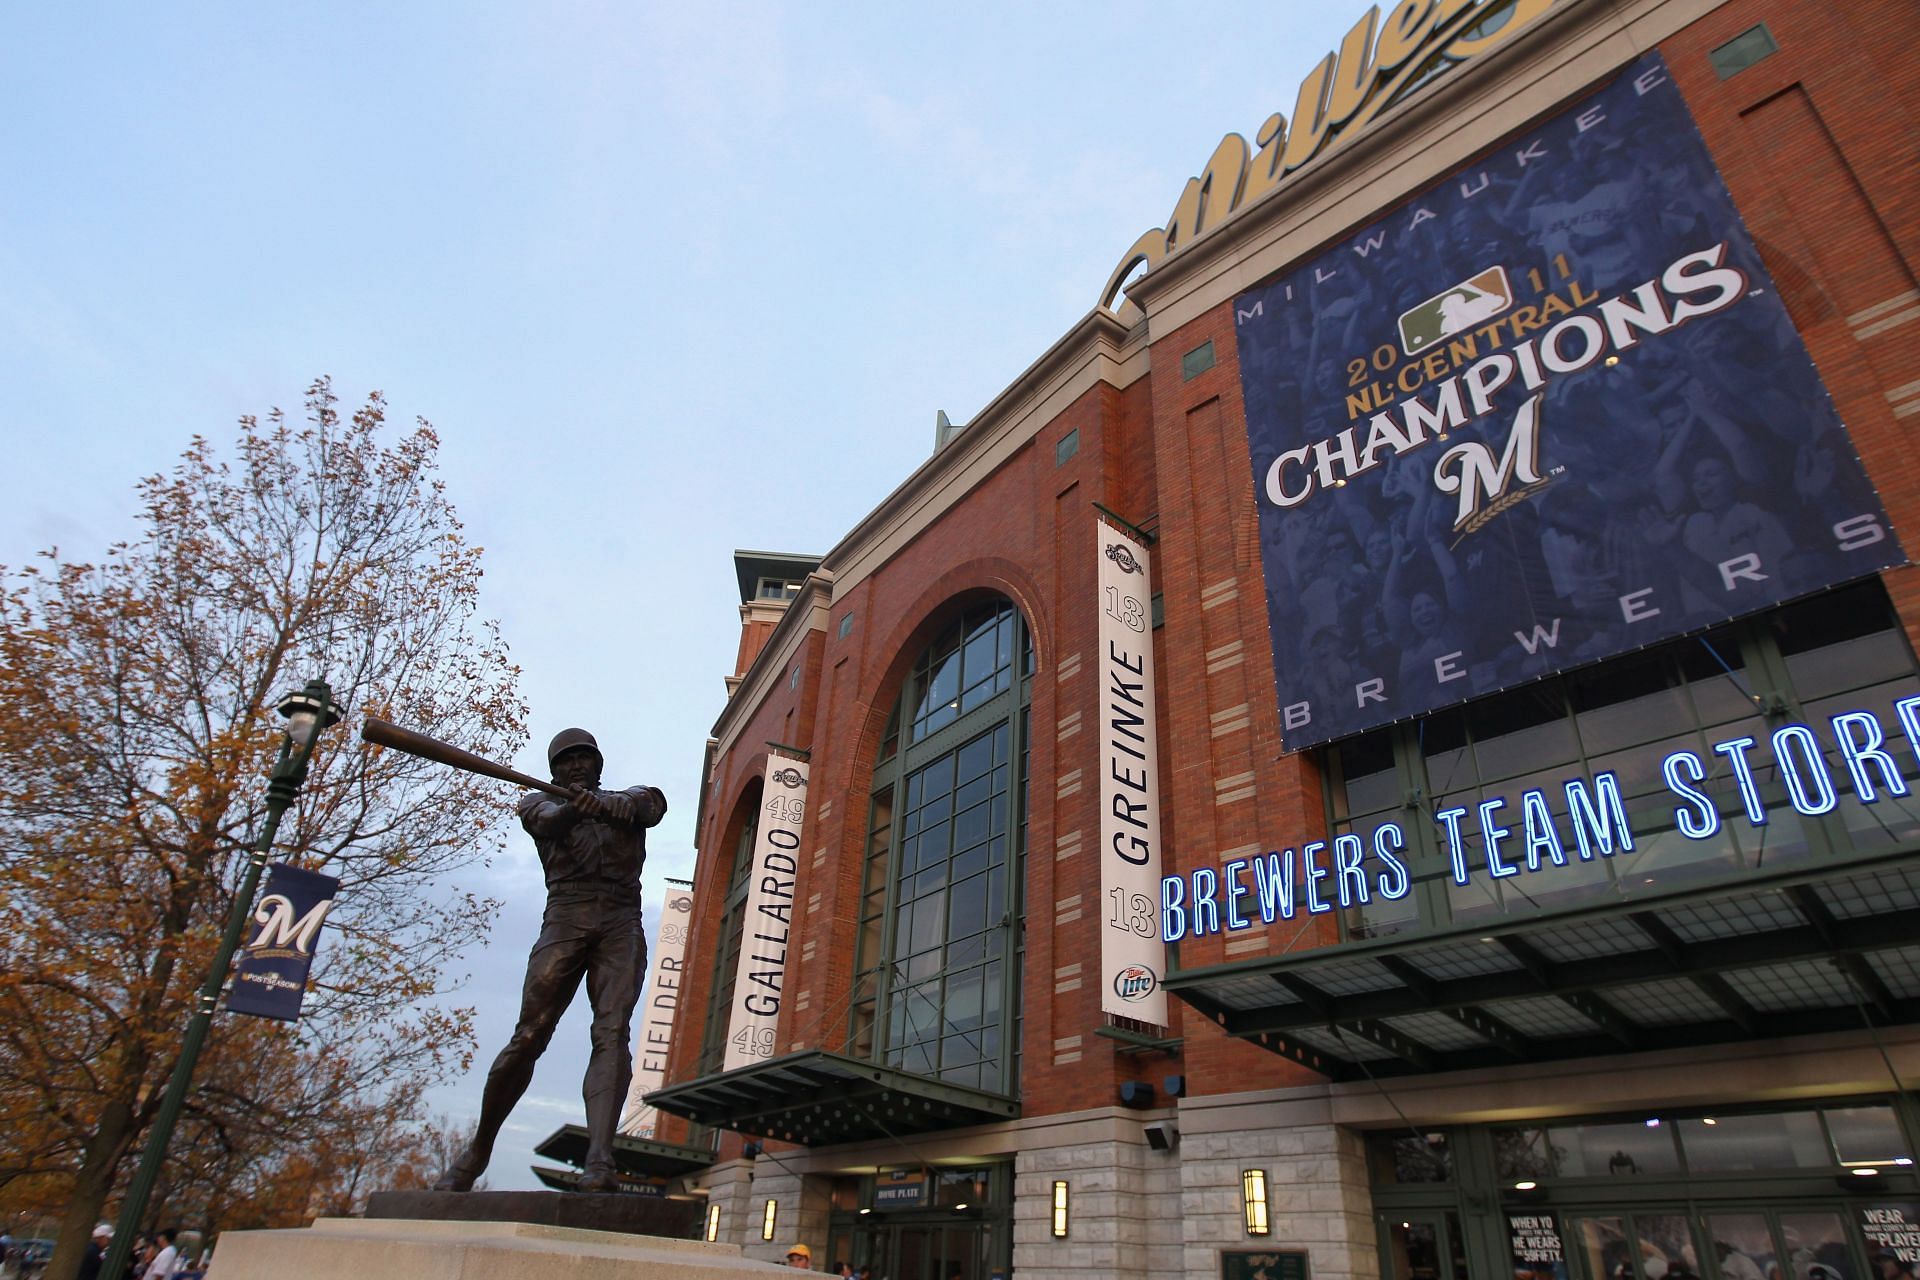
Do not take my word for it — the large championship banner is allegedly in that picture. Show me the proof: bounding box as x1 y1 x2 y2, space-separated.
1233 53 1903 751
721 756 809 1071
618 880 693 1139
1096 522 1169 1025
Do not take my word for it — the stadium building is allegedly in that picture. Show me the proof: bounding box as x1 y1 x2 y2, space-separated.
620 1 1920 1276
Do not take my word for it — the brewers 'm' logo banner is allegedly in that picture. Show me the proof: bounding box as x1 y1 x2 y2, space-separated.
229 863 339 1022
1233 53 1903 751
721 757 808 1070
1097 521 1168 1025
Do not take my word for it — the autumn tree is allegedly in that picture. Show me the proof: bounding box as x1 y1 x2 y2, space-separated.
0 380 526 1280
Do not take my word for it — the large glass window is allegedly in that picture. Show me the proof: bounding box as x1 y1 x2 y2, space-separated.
696 793 761 1077
1327 580 1920 939
850 598 1030 1095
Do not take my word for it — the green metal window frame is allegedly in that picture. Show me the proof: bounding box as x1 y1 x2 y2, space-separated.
1371 1097 1920 1280
696 797 762 1078
848 599 1032 1097
1321 579 1920 945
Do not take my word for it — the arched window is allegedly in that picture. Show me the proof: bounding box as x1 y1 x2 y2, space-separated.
697 786 760 1078
848 598 1032 1095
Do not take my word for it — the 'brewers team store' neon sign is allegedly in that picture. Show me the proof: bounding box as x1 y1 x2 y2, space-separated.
1161 696 1920 942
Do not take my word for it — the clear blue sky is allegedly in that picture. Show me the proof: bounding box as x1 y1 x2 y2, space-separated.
1 2 1359 1191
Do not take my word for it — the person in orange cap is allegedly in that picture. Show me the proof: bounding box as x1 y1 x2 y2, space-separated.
785 1242 813 1268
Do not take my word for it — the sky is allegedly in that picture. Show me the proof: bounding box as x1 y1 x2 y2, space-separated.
0 2 1363 1192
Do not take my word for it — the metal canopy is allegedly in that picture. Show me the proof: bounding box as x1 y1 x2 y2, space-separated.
644 1049 1019 1146
533 1124 712 1178
531 1165 582 1191
1166 856 1920 1081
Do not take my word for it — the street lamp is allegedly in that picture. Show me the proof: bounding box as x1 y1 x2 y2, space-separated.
100 681 343 1280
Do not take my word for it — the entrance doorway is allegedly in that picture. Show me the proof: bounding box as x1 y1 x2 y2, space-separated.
1383 1210 1470 1280
829 1219 990 1279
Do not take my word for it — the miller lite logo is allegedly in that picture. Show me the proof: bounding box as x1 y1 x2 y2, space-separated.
1113 964 1159 1002
770 766 806 788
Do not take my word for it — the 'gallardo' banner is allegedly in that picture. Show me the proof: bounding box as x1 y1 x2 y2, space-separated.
1097 522 1169 1025
1232 53 1903 750
228 864 339 1022
721 757 809 1071
619 880 693 1138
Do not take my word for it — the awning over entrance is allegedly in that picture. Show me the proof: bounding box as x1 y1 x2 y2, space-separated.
644 1049 1019 1146
1166 856 1920 1080
532 1123 712 1179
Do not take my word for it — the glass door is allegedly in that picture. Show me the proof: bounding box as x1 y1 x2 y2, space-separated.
1384 1210 1470 1280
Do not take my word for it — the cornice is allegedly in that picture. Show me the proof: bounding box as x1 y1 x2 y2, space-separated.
711 568 835 758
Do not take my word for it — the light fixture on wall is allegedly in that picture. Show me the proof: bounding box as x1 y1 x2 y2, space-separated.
1052 1180 1070 1238
762 1198 778 1241
1243 1169 1271 1236
705 1203 721 1242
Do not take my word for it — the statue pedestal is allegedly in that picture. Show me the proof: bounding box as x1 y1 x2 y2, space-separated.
203 1217 791 1279
365 1189 704 1237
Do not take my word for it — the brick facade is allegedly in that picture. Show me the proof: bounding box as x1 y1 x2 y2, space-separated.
651 0 1920 1273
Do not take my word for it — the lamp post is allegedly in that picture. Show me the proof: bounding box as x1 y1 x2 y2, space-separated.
100 681 343 1280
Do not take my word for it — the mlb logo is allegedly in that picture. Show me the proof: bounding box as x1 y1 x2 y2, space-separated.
1398 266 1514 356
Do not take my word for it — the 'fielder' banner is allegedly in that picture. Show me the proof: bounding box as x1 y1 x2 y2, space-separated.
619 880 694 1138
1233 53 1903 751
721 757 809 1071
228 864 340 1022
1097 522 1169 1026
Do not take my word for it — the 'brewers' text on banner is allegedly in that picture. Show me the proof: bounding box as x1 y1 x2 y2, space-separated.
1097 521 1169 1025
619 880 694 1138
721 757 809 1071
1231 53 1903 751
228 863 340 1022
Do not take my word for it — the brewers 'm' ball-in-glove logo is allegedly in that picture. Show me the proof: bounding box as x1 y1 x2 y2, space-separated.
1113 964 1158 1002
770 766 806 788
1105 543 1143 575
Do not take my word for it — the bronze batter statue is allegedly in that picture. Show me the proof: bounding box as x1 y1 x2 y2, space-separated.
435 727 666 1193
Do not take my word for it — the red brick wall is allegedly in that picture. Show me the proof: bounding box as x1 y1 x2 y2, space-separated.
1660 0 1920 646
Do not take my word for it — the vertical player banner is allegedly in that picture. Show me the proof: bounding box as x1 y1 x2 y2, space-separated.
721 756 809 1070
227 864 340 1022
1097 520 1169 1026
1232 53 1903 751
619 879 694 1138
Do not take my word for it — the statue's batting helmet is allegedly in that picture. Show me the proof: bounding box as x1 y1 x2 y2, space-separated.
547 727 603 771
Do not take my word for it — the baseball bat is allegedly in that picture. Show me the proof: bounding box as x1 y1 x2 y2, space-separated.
361 717 574 799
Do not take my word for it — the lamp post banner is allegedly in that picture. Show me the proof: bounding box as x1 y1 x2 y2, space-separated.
227 863 340 1022
1096 521 1169 1025
1231 52 1903 752
721 756 809 1071
620 882 694 1137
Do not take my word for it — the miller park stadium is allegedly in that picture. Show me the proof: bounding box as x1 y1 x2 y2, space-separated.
586 0 1920 1276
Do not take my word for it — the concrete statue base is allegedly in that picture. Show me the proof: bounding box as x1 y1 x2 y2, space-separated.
203 1216 792 1279
364 1189 703 1237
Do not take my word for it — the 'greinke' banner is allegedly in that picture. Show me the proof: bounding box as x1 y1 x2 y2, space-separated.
1232 53 1902 751
1096 521 1169 1026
